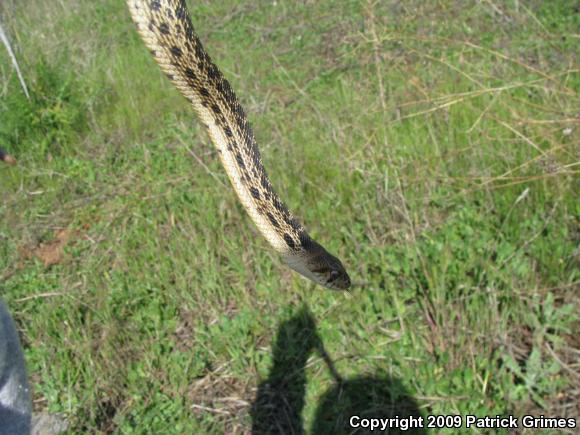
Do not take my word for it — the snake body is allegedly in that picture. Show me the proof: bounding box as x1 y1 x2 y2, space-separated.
127 0 350 290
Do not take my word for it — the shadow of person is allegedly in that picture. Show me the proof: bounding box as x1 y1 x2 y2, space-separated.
251 305 426 435
311 375 426 434
250 306 318 434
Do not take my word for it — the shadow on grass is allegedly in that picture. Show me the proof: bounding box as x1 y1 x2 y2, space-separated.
251 305 426 434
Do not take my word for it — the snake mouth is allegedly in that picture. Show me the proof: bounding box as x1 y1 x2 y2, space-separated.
286 261 351 291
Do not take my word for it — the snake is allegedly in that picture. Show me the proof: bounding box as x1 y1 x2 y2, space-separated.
126 0 350 290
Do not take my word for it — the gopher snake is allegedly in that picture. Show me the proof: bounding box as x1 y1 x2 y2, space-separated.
127 0 350 290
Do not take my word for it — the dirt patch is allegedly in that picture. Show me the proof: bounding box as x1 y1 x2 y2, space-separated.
19 228 79 268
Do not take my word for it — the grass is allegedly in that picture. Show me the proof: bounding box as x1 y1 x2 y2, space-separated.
1 0 578 433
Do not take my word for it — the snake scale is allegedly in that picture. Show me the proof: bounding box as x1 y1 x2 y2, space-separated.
127 0 350 290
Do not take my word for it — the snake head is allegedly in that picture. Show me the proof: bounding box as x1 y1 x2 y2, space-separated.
285 238 351 291
311 253 351 290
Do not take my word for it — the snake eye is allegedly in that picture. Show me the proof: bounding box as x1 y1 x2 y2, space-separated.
327 270 340 283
